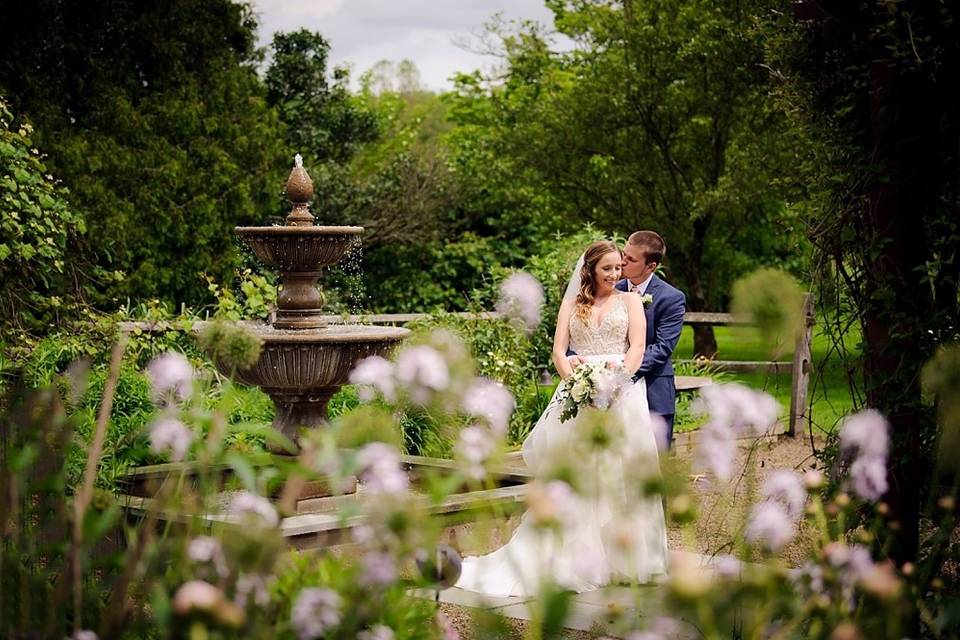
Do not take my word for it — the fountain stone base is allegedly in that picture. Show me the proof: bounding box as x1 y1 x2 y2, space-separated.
264 387 337 440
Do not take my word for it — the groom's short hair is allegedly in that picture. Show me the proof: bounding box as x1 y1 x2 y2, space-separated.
628 230 666 265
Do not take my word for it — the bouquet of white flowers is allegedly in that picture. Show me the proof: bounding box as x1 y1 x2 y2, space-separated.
557 361 632 422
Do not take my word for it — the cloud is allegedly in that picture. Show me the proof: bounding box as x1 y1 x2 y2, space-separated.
250 0 560 90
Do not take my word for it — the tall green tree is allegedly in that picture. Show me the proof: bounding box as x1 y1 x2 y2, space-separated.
447 0 806 356
0 0 287 308
771 0 960 573
265 30 379 222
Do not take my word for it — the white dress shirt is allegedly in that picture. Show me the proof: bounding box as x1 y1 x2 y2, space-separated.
628 273 654 295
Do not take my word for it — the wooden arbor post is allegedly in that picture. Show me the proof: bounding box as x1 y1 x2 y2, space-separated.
788 293 815 437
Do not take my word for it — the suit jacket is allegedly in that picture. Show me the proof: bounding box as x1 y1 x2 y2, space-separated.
616 274 686 416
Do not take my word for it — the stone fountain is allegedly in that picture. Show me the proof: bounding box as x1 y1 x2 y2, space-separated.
211 155 409 447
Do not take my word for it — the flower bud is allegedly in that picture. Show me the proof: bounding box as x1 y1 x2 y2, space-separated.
834 492 850 507
173 580 223 617
803 470 825 491
668 553 714 600
829 622 861 640
859 562 902 600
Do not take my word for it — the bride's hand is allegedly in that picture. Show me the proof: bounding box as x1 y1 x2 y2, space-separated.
567 355 584 369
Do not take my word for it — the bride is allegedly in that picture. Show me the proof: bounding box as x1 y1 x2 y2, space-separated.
455 240 669 597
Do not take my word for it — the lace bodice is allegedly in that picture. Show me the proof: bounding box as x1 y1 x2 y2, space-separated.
569 295 630 356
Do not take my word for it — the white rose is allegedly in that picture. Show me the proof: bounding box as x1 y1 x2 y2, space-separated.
571 379 590 403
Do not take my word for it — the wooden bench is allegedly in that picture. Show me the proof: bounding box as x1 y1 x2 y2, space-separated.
675 375 713 393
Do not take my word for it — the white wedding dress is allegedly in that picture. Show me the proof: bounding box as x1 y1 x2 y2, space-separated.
455 296 669 597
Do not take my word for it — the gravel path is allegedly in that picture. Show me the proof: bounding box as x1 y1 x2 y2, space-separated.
441 433 823 638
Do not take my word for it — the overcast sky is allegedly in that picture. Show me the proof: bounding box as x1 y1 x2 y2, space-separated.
250 0 560 91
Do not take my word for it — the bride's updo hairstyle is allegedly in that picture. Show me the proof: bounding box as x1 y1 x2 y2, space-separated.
575 240 622 324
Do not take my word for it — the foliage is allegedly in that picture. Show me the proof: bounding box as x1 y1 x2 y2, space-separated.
266 30 379 167
0 98 87 338
764 0 960 565
206 269 278 322
731 268 805 360
0 0 289 308
444 0 811 357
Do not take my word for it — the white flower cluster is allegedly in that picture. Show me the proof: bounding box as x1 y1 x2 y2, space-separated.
228 491 280 527
692 383 781 481
839 409 889 502
349 343 453 407
495 271 545 333
556 362 630 422
454 377 515 480
145 351 197 462
356 442 409 495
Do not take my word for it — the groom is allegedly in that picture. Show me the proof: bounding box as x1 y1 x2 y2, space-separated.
618 231 686 449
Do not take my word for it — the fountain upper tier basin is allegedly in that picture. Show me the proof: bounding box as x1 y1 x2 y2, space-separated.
235 225 363 272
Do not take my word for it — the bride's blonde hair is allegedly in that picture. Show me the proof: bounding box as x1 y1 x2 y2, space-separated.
575 240 622 324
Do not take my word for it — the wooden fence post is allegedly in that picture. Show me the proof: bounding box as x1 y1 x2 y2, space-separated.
788 293 815 437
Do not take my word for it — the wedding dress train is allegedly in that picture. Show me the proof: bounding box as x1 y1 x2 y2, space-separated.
455 296 669 597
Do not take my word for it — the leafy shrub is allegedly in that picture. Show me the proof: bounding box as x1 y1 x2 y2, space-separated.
0 98 87 338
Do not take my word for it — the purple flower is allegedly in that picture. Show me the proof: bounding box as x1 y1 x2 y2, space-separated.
625 617 680 640
291 588 341 640
848 457 888 502
352 524 375 545
436 611 460 640
527 480 580 528
70 632 99 640
146 351 194 404
454 426 496 480
461 378 515 436
356 443 409 495
825 542 875 583
187 536 229 578
695 383 780 436
358 625 395 640
172 580 224 616
712 554 742 579
360 550 398 586
496 272 545 332
839 409 889 462
395 345 450 404
746 501 796 551
229 491 279 527
149 417 194 461
762 470 807 519
349 356 397 402
235 573 271 608
694 421 736 481
796 561 825 594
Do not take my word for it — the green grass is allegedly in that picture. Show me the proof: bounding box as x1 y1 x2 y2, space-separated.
673 324 862 436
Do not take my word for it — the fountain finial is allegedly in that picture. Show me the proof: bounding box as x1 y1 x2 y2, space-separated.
285 153 315 226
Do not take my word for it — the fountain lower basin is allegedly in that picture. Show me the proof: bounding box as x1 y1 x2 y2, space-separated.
198 321 409 447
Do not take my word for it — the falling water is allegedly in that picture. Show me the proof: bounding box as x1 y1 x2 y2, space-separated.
338 238 367 320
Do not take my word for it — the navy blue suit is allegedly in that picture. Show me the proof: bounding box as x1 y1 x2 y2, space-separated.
616 275 686 447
